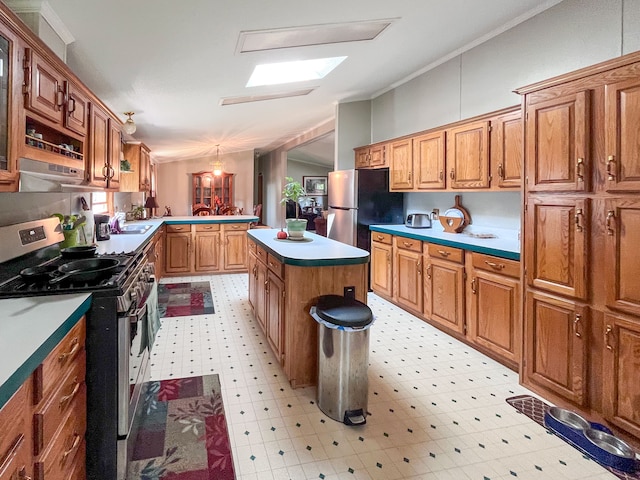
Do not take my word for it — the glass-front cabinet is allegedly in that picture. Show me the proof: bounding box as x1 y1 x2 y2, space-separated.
0 23 21 191
192 171 233 209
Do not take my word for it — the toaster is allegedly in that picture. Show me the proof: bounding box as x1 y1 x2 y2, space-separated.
406 213 432 228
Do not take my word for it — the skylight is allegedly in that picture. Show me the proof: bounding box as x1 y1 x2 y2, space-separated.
246 57 347 87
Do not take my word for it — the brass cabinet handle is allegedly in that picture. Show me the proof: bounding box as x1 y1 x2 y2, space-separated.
439 170 444 181
450 168 455 180
417 261 422 275
484 260 504 270
437 249 450 257
605 325 614 351
408 171 412 182
575 157 584 182
18 466 32 480
56 88 65 108
606 155 616 180
252 265 257 278
68 97 76 114
174 226 183 230
498 163 504 179
204 225 213 230
264 279 269 294
573 314 582 338
58 338 80 362
232 225 240 229
59 377 81 408
386 252 390 264
471 278 477 294
403 241 413 248
376 235 384 241
0 434 24 473
574 208 584 232
606 210 615 236
61 433 81 460
102 164 109 179
426 265 432 279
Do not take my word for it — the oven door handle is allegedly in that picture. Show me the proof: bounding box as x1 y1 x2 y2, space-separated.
129 301 147 323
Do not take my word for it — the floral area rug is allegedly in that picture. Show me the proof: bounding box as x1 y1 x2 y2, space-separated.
158 282 214 318
128 374 235 480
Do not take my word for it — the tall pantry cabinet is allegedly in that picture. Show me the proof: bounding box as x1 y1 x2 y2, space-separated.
517 51 640 439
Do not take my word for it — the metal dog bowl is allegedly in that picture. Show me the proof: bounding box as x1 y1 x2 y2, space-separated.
584 429 635 458
547 406 590 431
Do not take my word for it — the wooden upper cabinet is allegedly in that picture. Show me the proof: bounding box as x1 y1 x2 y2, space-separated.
389 138 414 190
87 103 108 185
525 90 590 192
605 199 640 316
491 111 522 189
24 48 64 124
121 143 151 192
604 78 640 191
354 146 369 168
64 81 89 137
107 118 120 189
524 290 588 406
355 144 386 169
0 24 21 190
602 313 640 439
526 196 589 300
413 130 446 190
447 120 490 189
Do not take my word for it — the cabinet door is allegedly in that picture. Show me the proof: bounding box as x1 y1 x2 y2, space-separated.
371 241 392 298
255 260 267 332
64 81 89 137
369 144 386 167
602 314 640 439
394 247 422 312
491 111 522 189
525 90 590 192
389 138 414 190
468 269 520 364
354 147 370 168
605 199 640 316
194 232 219 272
165 233 191 273
248 252 257 310
0 26 20 189
526 197 589 300
139 145 151 191
447 120 490 189
88 103 109 186
0 433 30 480
223 228 248 271
424 257 465 334
414 130 446 190
524 290 588 405
604 78 640 191
266 271 285 363
25 48 64 124
107 118 121 189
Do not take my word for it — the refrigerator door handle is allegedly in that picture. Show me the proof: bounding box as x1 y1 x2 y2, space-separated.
329 205 355 211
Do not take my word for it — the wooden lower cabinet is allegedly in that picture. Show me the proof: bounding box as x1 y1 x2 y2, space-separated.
194 231 220 272
424 253 465 335
393 237 423 313
467 252 521 367
524 290 588 406
0 385 31 480
602 313 640 439
223 225 248 271
370 233 393 298
165 230 191 273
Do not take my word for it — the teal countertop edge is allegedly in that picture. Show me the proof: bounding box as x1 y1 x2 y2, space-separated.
370 226 520 261
164 217 258 225
0 295 92 409
248 231 369 267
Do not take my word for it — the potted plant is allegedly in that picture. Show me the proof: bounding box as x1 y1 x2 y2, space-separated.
280 176 307 239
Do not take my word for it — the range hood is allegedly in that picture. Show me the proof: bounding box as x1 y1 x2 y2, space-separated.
18 157 100 192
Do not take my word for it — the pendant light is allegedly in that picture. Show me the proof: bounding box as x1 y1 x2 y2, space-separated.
123 112 137 135
212 144 223 176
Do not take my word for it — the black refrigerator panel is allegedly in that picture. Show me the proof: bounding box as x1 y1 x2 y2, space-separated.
356 168 404 253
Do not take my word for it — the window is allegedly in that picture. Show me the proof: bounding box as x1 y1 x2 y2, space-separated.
92 192 112 214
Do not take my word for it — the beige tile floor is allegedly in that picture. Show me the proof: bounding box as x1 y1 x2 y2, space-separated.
148 273 618 480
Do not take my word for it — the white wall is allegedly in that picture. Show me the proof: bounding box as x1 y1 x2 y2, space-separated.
335 101 371 170
156 150 254 216
286 159 331 209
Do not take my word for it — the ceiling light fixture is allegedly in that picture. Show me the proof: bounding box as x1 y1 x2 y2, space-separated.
211 144 223 176
246 56 347 87
123 112 136 135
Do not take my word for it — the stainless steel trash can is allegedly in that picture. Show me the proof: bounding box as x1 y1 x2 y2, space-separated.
310 294 373 426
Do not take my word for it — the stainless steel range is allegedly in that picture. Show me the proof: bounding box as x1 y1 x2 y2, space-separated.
0 217 157 480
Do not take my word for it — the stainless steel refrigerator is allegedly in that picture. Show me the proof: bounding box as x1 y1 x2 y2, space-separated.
327 169 404 252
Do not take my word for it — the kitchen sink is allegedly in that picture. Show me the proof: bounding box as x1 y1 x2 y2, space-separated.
120 224 152 234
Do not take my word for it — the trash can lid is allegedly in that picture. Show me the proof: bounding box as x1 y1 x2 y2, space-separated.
315 295 373 328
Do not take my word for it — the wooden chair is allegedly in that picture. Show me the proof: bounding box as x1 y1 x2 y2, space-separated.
192 203 213 216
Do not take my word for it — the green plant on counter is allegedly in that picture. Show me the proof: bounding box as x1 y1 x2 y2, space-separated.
52 213 85 231
280 176 306 219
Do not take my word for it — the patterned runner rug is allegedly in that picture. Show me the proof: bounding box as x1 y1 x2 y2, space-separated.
128 374 235 479
506 395 639 480
158 282 214 317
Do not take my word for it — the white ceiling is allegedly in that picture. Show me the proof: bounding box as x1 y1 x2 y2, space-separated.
38 0 560 163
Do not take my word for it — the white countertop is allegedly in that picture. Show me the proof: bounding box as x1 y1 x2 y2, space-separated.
370 224 520 260
0 294 91 408
248 228 369 266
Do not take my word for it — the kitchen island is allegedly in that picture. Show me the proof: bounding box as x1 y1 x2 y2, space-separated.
247 229 369 388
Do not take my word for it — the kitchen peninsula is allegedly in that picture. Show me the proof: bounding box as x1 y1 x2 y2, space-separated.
247 229 369 388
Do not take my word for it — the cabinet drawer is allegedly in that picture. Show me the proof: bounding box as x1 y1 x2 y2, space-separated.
0 384 27 478
34 317 85 403
166 224 191 233
371 232 392 245
395 236 423 253
0 430 30 480
34 405 86 480
223 223 248 231
195 223 220 232
267 254 284 279
34 352 86 456
428 244 463 263
256 246 268 263
472 253 520 278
